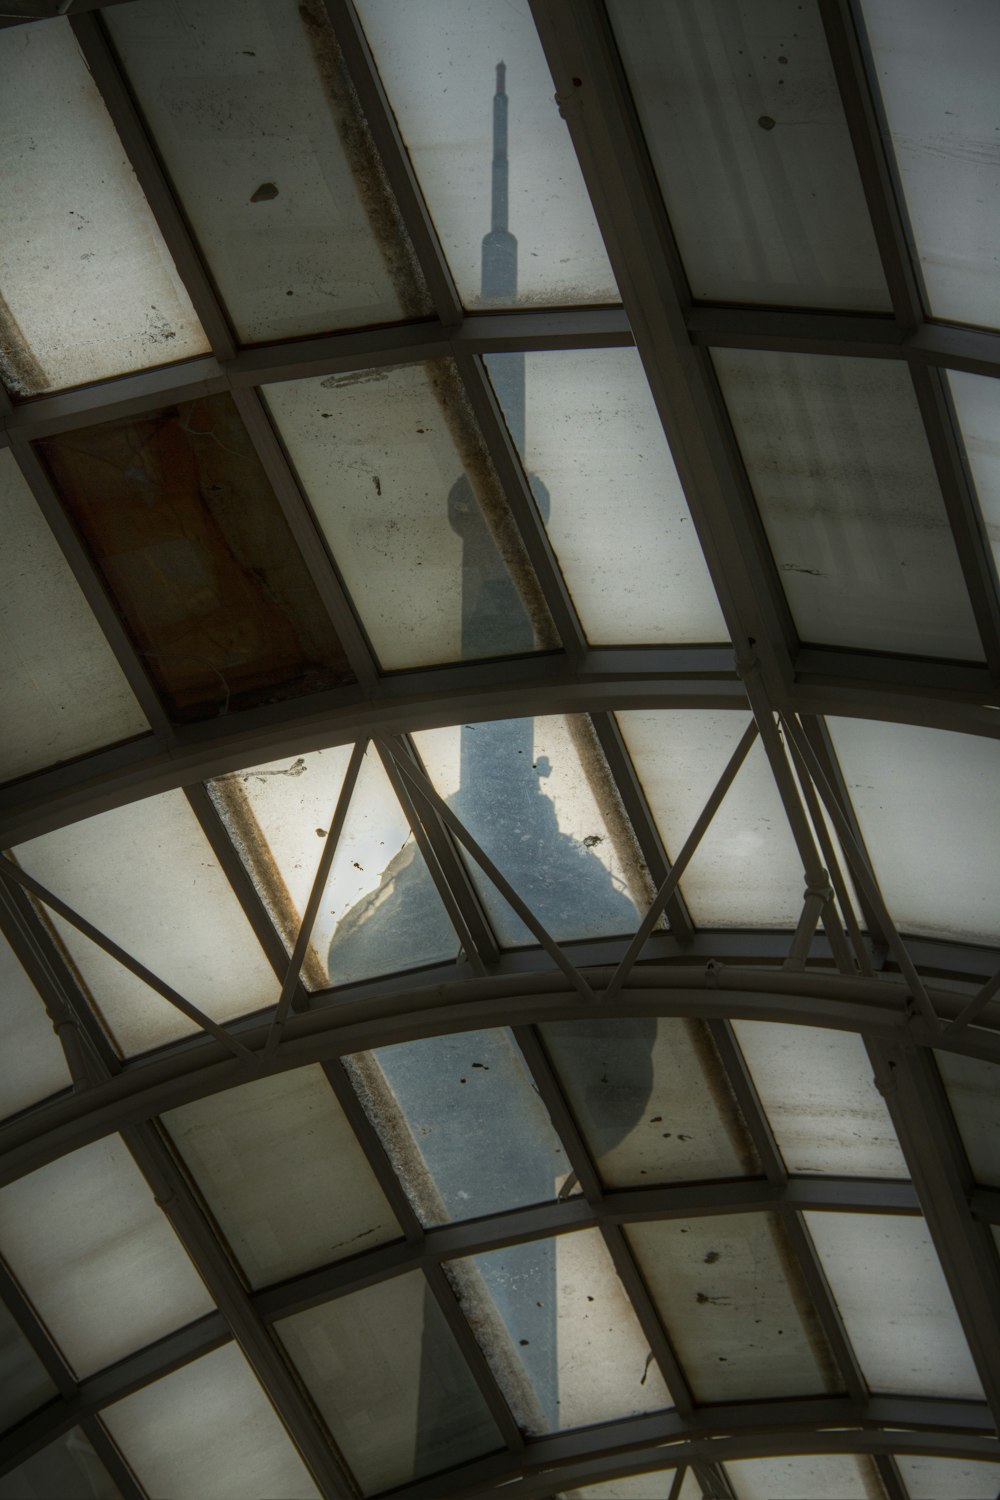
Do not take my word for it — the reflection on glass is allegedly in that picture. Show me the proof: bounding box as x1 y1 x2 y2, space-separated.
0 1429 124 1500
627 1214 837 1402
935 1051 1000 1189
486 349 727 644
355 2 617 307
277 1273 501 1494
0 19 207 394
542 1018 757 1186
37 394 354 723
713 349 983 659
0 930 72 1123
103 1343 321 1500
949 369 1000 578
0 449 148 785
449 1230 671 1433
725 1454 884 1500
107 0 428 344
414 714 644 946
0 1298 58 1433
610 0 889 310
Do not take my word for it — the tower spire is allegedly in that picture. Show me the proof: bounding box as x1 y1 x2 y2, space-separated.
492 60 508 232
481 59 517 309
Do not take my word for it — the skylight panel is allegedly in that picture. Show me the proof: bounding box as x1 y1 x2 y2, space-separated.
609 0 890 311
712 349 984 660
935 1051 1000 1189
275 1272 502 1493
0 1298 58 1433
0 1429 125 1500
0 931 72 1123
485 348 728 645
106 0 429 345
949 370 1000 580
0 1135 213 1378
895 1456 1000 1500
0 18 208 395
354 0 619 308
725 1455 886 1500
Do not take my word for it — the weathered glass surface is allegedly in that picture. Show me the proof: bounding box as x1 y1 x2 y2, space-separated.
414 714 644 946
486 349 727 644
0 1136 213 1378
935 1051 1000 1188
0 1430 123 1500
949 369 1000 577
103 1343 322 1500
713 349 983 659
449 1230 671 1434
0 19 207 394
0 449 148 785
107 0 428 344
725 1454 885 1500
627 1214 837 1402
0 930 72 1123
163 1066 401 1288
896 1455 1000 1500
277 1273 501 1494
610 0 889 310
37 394 354 723
0 1299 58 1434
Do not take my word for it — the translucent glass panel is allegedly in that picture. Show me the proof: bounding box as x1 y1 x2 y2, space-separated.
896 1455 1000 1499
828 717 1000 945
0 931 72 1122
450 1230 671 1433
713 349 983 659
163 1066 400 1288
414 715 642 946
0 1429 123 1500
627 1214 835 1402
276 1272 501 1494
0 449 148 784
0 19 207 395
935 1051 1000 1188
266 360 553 670
355 0 617 307
14 788 277 1055
486 349 727 644
567 1473 689 1500
38 394 354 723
212 743 458 991
106 0 427 344
732 1021 907 1177
0 1136 212 1377
542 1018 757 1186
950 370 1000 577
805 1212 983 1397
348 1029 572 1225
726 1454 883 1500
610 0 889 310
618 710 804 927
0 1298 57 1432
103 1343 321 1500
862 0 999 328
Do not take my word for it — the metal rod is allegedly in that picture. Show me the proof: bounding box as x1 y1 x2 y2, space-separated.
945 968 1000 1038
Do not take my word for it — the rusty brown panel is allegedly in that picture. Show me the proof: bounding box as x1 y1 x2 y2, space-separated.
36 393 355 722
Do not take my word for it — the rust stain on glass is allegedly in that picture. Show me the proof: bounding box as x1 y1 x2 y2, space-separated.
36 394 355 722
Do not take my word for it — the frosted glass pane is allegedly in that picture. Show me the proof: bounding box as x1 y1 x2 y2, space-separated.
486 350 727 645
414 715 642 946
726 1454 881 1500
267 361 553 669
950 370 1000 578
107 0 426 344
610 0 889 310
618 710 804 927
355 0 617 308
569 1475 677 1500
862 0 999 328
0 931 72 1122
13 789 278 1056
104 1343 321 1500
936 1051 1000 1188
277 1272 500 1493
164 1065 400 1288
348 1029 573 1225
0 1299 57 1432
542 1018 757 1186
829 718 1000 945
627 1214 835 1402
805 1212 983 1397
451 1230 671 1434
0 1430 122 1500
0 450 147 784
896 1455 1000 1499
0 20 207 395
731 1021 907 1177
713 349 982 659
0 1136 212 1377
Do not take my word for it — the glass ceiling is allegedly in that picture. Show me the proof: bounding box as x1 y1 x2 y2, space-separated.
1 3 999 1500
